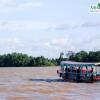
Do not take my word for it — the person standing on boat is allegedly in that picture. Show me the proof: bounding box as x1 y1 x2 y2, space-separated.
90 67 94 82
77 67 81 81
65 67 68 79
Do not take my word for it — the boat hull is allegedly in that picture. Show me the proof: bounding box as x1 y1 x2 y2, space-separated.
57 70 100 82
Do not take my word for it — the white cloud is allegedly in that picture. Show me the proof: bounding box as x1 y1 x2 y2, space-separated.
0 33 100 58
52 24 70 30
41 36 75 51
51 37 69 46
48 21 100 31
81 22 100 28
15 1 43 11
40 33 100 56
7 37 20 45
6 37 21 46
20 2 42 8
0 20 52 31
76 34 100 51
0 20 99 32
0 37 22 53
0 0 43 13
0 0 16 6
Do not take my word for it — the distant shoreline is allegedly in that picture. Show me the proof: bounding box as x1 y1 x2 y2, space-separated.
0 51 100 67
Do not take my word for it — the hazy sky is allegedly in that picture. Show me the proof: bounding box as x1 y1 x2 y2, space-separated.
0 0 100 58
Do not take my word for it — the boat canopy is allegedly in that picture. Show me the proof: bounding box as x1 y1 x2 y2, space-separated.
60 61 97 67
95 63 100 66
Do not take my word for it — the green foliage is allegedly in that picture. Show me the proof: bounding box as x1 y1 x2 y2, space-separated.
69 51 100 62
0 53 57 67
0 51 100 67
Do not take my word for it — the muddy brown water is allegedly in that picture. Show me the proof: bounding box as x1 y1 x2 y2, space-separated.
0 67 100 100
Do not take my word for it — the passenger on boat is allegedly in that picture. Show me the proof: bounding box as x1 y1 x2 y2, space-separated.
71 67 74 72
82 68 86 78
90 68 94 81
77 67 81 80
90 68 94 73
65 67 68 72
65 67 68 79
72 67 76 72
68 67 70 72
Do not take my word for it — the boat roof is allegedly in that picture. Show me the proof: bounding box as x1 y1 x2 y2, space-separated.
61 61 97 66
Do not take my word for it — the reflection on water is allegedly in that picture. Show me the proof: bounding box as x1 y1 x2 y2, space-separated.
29 78 64 82
0 67 100 100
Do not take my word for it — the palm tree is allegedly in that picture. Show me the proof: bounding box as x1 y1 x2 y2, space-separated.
97 3 100 9
66 51 74 59
60 52 64 59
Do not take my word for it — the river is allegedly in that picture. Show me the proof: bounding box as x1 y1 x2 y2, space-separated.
0 67 100 100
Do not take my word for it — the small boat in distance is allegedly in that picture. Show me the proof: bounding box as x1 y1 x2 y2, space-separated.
57 61 100 82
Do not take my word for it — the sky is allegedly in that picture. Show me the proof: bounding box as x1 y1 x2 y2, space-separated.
0 0 100 58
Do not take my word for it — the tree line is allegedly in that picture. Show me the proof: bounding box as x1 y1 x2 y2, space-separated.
0 51 100 67
0 53 59 67
69 51 100 62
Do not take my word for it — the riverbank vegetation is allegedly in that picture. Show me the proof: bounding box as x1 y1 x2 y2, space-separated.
0 51 100 67
69 51 100 62
0 53 58 67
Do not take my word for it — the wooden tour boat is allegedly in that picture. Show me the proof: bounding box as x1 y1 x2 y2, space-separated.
57 61 100 82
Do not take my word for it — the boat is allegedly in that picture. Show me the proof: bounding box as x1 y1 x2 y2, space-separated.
57 61 100 82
